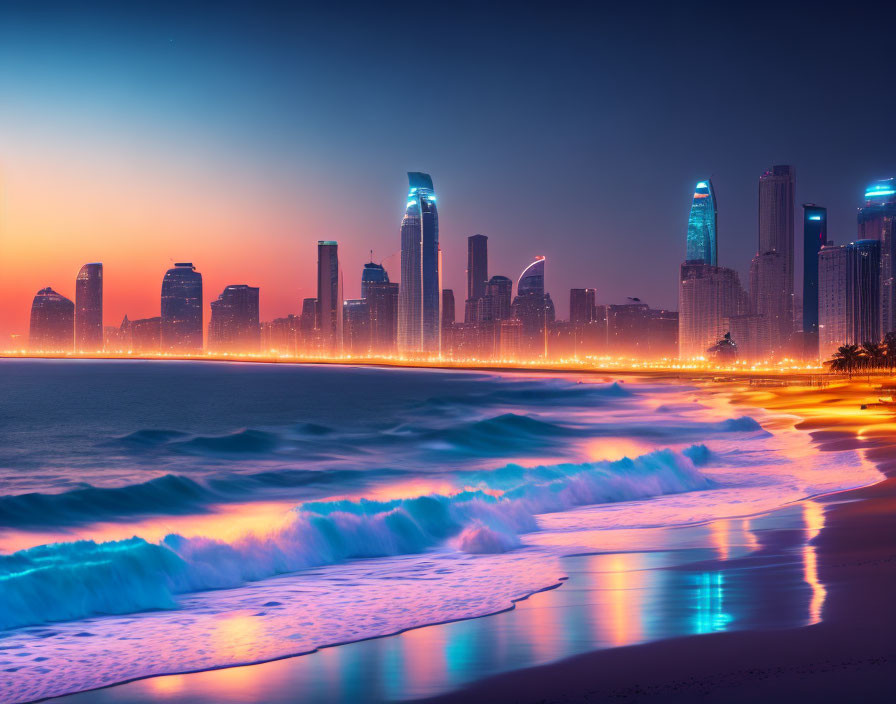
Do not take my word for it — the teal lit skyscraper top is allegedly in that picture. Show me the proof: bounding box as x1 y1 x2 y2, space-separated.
685 180 718 265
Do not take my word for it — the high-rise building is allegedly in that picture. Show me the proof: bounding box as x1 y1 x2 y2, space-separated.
161 263 203 352
367 282 399 355
570 288 597 325
757 165 796 347
818 240 881 360
75 263 103 352
361 262 389 300
686 180 718 265
208 284 260 354
483 276 513 322
802 205 827 350
679 263 748 359
465 234 488 323
317 241 343 355
299 297 319 354
511 257 555 357
857 178 896 335
29 287 74 352
343 299 371 355
398 172 440 356
262 315 299 355
750 250 789 354
130 317 161 354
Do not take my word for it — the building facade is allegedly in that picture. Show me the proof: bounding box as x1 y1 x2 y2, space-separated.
208 284 260 354
75 263 103 352
161 263 203 352
317 241 343 355
857 179 896 336
29 287 74 352
686 180 718 265
802 204 827 353
757 165 796 349
361 262 389 300
398 172 440 356
679 263 748 359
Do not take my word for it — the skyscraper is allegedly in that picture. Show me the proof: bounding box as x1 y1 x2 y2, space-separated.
398 172 440 356
317 241 343 355
161 263 203 352
685 180 718 265
858 178 896 335
74 263 103 352
465 234 488 323
750 250 789 354
483 275 513 322
343 299 370 355
442 289 455 354
361 262 389 300
802 204 827 351
758 165 796 347
29 287 74 352
208 284 260 353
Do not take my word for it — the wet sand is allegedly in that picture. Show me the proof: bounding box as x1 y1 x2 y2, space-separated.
422 378 896 703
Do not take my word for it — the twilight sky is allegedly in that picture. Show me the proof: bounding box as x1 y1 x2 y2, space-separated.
1 1 894 342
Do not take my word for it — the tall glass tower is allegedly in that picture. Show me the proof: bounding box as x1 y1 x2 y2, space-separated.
685 180 718 265
317 241 343 355
161 263 203 352
858 178 896 335
398 172 440 355
75 262 103 352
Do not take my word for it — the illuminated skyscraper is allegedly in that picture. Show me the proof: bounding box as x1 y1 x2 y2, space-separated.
758 165 796 348
679 263 748 359
858 178 896 335
161 263 203 352
29 287 74 352
367 282 399 354
802 205 827 349
398 172 440 356
75 262 103 352
208 285 260 353
685 180 718 265
317 241 343 355
361 262 389 300
465 234 488 323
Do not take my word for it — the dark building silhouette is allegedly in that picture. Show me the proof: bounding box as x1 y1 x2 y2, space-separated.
208 284 260 354
399 172 440 355
317 241 342 355
343 299 371 355
161 263 203 352
299 297 319 353
484 275 513 322
130 317 161 353
442 289 455 354
361 262 389 300
75 263 103 352
465 234 488 323
367 282 399 355
29 287 74 352
802 204 827 350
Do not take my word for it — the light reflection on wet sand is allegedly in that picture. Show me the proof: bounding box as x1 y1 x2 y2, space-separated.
54 501 830 704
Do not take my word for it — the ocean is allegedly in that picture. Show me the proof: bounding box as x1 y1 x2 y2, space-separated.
0 360 881 703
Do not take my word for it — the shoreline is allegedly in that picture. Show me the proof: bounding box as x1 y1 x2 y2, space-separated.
12 365 896 703
416 379 896 703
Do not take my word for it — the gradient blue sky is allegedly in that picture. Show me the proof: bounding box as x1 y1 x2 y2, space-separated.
1 1 894 338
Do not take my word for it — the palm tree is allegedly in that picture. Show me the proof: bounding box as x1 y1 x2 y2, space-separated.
829 344 862 379
861 341 886 380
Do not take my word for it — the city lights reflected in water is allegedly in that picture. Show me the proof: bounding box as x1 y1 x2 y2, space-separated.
803 500 827 625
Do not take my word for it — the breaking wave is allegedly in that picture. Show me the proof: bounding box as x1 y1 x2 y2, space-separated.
0 445 712 630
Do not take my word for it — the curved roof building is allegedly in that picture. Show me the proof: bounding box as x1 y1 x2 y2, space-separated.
517 256 545 297
29 287 74 352
685 180 718 266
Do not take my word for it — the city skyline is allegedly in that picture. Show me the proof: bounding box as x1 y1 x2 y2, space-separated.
2 4 895 343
